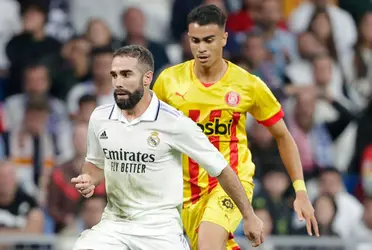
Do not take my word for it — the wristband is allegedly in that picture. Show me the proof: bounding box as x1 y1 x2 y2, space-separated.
293 180 307 192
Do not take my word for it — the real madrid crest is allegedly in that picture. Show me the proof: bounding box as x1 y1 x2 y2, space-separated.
147 131 160 147
225 91 240 107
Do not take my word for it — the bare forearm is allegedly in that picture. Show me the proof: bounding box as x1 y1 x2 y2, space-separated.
276 133 304 181
217 167 254 219
81 161 104 186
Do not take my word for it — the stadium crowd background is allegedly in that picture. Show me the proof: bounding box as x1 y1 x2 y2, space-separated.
0 0 372 249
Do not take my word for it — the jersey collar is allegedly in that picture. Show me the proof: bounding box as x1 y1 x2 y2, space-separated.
109 91 160 122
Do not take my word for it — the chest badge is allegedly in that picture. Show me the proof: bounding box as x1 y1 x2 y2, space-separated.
147 131 160 147
225 91 240 107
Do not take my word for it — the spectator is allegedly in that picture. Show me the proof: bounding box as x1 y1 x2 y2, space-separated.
248 122 283 179
60 195 106 236
120 7 170 74
242 31 282 96
0 0 21 72
85 19 121 50
289 0 357 57
4 63 71 145
66 46 114 116
252 168 293 235
170 0 202 41
351 197 372 250
307 8 339 63
309 168 364 239
0 160 44 233
287 90 333 177
311 194 338 236
5 1 61 97
4 96 66 204
47 122 105 232
350 100 372 190
345 12 372 109
255 0 298 79
285 32 327 85
75 94 98 123
295 194 343 250
227 0 287 33
62 37 92 83
46 36 93 101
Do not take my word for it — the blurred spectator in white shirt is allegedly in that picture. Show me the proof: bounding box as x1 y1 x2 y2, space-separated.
0 0 21 71
305 168 363 239
289 0 357 57
255 0 298 79
351 197 372 250
4 96 71 204
4 63 70 141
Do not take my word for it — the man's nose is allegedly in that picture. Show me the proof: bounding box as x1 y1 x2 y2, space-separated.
198 42 207 52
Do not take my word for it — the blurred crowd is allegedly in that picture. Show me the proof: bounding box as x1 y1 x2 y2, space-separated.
0 0 372 249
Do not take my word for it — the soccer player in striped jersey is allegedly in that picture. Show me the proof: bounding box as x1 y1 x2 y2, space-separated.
153 4 320 250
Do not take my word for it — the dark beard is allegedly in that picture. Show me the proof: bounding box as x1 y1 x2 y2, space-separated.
114 85 144 110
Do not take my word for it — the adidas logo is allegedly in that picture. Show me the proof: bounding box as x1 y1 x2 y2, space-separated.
100 131 108 139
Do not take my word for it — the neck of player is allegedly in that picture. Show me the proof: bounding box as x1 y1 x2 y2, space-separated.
121 90 152 121
194 58 228 84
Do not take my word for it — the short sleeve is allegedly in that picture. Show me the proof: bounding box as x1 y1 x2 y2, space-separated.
249 76 284 127
170 115 227 177
152 70 168 102
85 115 105 169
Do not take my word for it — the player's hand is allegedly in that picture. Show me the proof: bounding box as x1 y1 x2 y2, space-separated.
243 212 264 247
71 174 95 198
294 191 320 237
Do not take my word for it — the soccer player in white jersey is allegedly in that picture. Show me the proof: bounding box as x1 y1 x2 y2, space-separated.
71 45 264 250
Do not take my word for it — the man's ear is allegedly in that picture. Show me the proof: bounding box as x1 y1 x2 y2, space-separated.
143 71 153 88
222 31 228 47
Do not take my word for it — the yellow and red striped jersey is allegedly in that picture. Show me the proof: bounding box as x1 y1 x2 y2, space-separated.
153 60 283 206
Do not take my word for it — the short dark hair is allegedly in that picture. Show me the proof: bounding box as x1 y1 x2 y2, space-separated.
113 45 154 72
23 62 49 85
21 1 48 17
320 167 341 176
187 4 226 28
91 46 113 58
78 94 97 107
25 95 50 113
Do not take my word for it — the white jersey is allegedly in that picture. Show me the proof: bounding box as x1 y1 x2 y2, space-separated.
85 92 227 236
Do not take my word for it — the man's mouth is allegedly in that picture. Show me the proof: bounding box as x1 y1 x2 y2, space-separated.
115 91 130 98
197 55 209 63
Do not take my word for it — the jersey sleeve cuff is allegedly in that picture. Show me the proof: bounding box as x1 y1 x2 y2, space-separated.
208 161 228 177
257 108 284 127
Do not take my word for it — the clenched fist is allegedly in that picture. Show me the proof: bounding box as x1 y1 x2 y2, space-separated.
71 174 95 198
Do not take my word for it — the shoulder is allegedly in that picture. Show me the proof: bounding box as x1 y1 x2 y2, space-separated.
158 101 182 120
5 94 24 106
68 83 94 98
90 104 115 121
7 33 28 45
50 97 67 110
227 61 260 86
158 60 193 78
